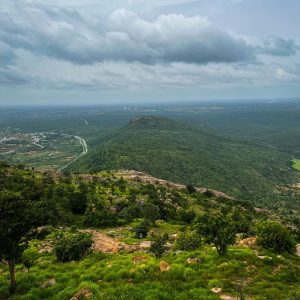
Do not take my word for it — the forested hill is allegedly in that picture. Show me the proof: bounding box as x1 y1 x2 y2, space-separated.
70 116 296 202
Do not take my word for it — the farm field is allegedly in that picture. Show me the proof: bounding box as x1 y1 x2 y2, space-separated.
293 159 300 171
0 129 84 170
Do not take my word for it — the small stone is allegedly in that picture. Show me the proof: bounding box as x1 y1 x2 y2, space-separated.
186 257 201 264
211 287 222 294
159 261 171 272
133 256 148 265
170 234 179 240
165 242 173 248
40 278 56 289
72 287 93 299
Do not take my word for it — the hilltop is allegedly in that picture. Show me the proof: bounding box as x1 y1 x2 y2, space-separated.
70 116 296 203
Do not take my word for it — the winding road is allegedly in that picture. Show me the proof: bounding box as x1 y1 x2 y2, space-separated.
58 134 88 172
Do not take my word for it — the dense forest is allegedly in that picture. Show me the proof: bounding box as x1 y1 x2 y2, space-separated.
70 115 299 209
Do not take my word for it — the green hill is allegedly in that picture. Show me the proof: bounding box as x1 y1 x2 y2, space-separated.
1 162 299 300
70 116 296 202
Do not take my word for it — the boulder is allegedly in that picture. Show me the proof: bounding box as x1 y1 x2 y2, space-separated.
170 234 179 240
159 261 171 272
71 287 93 300
238 237 256 247
296 244 300 257
165 242 173 249
211 287 222 294
41 278 56 289
186 257 201 264
139 241 151 250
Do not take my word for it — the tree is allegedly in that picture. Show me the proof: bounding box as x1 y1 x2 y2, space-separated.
194 212 237 255
22 247 39 276
149 233 169 258
0 191 53 292
256 221 296 253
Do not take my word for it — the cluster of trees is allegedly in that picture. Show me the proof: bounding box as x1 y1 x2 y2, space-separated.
0 162 298 294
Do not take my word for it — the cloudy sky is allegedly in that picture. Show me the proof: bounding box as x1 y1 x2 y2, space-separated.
0 0 299 105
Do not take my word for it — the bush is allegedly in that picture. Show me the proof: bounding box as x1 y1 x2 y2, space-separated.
256 221 296 253
149 233 169 258
175 232 202 251
186 184 196 193
54 232 93 262
134 220 150 239
179 210 196 224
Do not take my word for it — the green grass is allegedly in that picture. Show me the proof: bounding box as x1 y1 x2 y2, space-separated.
1 245 299 300
292 159 300 171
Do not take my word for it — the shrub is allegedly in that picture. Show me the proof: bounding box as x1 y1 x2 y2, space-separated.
69 192 88 214
149 233 169 258
134 220 150 239
179 210 196 224
186 184 196 193
256 221 296 253
175 231 202 251
54 232 93 262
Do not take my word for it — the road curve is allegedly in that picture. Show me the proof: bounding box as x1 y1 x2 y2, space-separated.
58 134 88 171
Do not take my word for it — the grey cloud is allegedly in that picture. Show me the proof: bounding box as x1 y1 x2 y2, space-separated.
258 37 299 56
0 5 254 65
0 68 30 85
0 41 16 65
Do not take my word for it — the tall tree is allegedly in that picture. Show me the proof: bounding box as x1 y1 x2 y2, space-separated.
0 191 54 292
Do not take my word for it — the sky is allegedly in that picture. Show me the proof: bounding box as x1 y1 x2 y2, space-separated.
0 0 299 105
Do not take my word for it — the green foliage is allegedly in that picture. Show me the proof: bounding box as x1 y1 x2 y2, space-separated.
22 247 39 275
0 184 55 291
256 221 296 253
175 231 202 251
194 212 237 255
133 220 150 239
186 184 196 194
69 191 88 215
141 203 160 224
149 233 169 258
72 115 296 204
292 159 300 171
54 232 93 262
179 209 196 224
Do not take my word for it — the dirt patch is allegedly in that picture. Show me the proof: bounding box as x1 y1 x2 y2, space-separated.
82 230 120 253
82 229 150 253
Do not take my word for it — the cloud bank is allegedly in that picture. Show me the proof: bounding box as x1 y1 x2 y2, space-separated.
0 1 299 102
0 6 254 65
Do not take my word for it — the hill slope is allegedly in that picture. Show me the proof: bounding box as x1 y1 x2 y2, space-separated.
71 116 296 201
